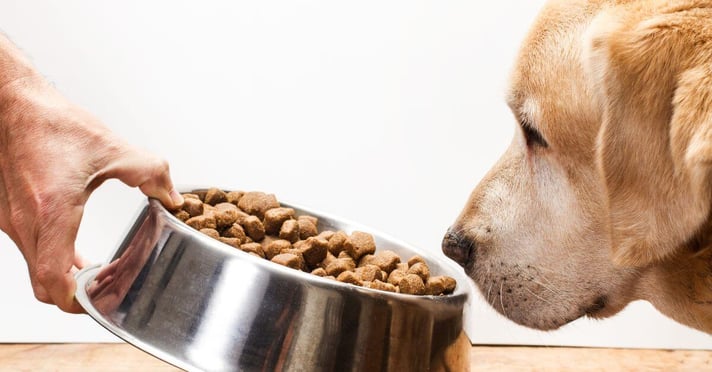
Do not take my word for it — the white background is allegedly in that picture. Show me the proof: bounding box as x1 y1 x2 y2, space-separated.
1 1 711 348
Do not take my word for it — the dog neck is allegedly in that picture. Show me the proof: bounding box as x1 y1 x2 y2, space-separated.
636 236 712 333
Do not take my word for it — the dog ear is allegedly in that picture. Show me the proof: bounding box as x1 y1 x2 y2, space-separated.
585 8 712 267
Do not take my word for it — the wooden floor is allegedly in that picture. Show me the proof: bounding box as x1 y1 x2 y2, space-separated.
0 343 710 371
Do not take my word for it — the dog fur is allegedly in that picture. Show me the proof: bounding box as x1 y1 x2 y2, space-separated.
442 0 712 333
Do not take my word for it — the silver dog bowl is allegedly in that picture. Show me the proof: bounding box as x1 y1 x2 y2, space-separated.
75 195 471 371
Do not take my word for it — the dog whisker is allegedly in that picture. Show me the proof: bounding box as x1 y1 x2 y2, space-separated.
522 286 552 305
486 281 494 304
499 281 508 319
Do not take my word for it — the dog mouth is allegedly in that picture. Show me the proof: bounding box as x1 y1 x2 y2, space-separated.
582 296 608 318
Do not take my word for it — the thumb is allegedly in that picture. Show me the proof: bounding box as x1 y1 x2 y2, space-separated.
95 146 183 209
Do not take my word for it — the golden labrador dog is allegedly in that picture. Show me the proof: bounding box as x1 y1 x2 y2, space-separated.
442 0 712 333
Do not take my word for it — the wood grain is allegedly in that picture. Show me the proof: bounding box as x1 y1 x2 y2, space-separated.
0 344 710 371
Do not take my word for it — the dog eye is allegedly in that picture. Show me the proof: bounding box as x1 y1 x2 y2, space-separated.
520 119 548 148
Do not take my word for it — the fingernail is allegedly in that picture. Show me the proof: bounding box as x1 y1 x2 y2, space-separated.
170 189 184 207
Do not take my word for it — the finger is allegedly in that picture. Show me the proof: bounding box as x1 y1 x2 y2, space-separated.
74 252 88 270
34 204 85 313
100 148 183 209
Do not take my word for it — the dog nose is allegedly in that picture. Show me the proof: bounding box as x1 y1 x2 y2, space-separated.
441 227 474 268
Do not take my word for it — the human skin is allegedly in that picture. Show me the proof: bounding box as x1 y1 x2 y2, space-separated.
0 33 183 313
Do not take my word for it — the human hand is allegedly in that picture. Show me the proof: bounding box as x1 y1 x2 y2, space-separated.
0 76 183 313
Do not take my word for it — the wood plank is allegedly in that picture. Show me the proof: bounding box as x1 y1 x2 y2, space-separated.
0 344 710 371
0 343 180 371
470 346 712 371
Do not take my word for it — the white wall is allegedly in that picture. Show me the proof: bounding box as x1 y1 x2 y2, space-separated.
1 0 711 348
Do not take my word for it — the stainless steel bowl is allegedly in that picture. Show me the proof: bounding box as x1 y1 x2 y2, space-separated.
75 193 471 372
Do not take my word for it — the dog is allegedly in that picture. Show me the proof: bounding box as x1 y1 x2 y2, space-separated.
442 0 712 333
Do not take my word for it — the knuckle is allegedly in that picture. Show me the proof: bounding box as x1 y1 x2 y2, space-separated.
34 263 59 286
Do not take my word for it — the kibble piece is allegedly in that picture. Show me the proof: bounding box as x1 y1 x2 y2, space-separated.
425 276 457 295
311 268 327 277
407 255 426 267
320 252 337 269
199 228 220 239
279 219 300 243
297 216 318 239
214 202 241 228
358 264 385 282
240 242 265 258
183 197 204 217
346 231 376 260
191 190 207 201
238 191 280 219
271 253 304 270
371 250 401 273
407 262 430 282
387 270 407 286
366 280 397 293
242 215 266 241
317 230 335 241
327 231 351 256
182 193 200 200
263 239 292 260
218 237 241 248
399 274 426 295
204 188 228 205
186 215 217 230
337 271 363 286
324 275 337 281
325 258 356 277
174 210 190 221
396 263 409 272
297 237 329 268
222 223 247 243
358 254 375 267
263 207 295 235
226 190 245 205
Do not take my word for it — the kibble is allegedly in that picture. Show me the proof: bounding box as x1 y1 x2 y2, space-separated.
174 210 190 222
371 250 401 273
279 219 300 243
264 207 295 235
407 262 430 282
186 214 216 230
218 237 241 248
263 239 291 260
337 271 362 286
222 223 247 244
240 242 265 258
297 216 318 239
214 203 241 229
271 253 303 270
226 190 244 205
183 198 204 217
238 191 279 219
347 231 376 260
399 274 426 295
175 188 456 296
242 215 266 241
199 228 220 239
204 188 227 205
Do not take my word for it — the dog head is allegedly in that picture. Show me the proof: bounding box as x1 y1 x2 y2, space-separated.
443 0 712 331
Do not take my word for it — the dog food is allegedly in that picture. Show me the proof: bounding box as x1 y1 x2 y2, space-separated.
172 188 457 296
